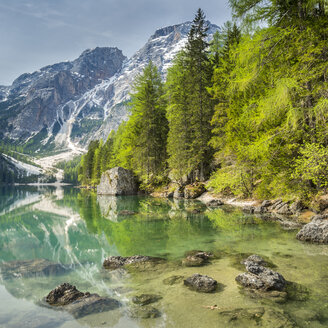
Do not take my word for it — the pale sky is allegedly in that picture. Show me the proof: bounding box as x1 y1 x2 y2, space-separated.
0 0 231 85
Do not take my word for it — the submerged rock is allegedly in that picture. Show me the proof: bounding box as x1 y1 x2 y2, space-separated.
132 294 162 306
103 255 165 270
296 214 328 243
97 167 137 195
240 288 288 304
218 307 296 328
162 275 184 285
0 259 68 280
44 283 121 318
182 250 213 267
236 255 286 292
128 305 161 319
184 274 217 293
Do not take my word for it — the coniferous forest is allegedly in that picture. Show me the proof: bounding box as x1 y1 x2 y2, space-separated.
77 1 328 203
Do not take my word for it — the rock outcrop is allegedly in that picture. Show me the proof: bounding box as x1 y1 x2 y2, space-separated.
97 167 137 195
236 255 286 292
296 214 328 243
44 283 121 318
184 274 217 293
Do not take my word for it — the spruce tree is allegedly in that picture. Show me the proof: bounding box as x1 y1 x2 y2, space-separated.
127 61 168 185
166 8 214 182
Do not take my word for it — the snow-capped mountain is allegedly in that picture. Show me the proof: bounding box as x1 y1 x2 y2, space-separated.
0 21 219 153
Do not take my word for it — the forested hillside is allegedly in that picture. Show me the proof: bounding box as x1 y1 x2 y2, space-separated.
77 1 328 202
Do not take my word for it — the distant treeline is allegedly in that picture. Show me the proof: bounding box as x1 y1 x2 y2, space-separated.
76 2 328 201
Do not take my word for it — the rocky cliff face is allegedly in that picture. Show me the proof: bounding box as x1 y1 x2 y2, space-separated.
0 21 219 153
0 47 126 150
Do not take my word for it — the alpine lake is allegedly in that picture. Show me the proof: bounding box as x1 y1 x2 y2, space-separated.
0 186 328 328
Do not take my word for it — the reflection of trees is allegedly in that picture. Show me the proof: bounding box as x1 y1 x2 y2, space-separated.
78 193 217 258
205 206 292 245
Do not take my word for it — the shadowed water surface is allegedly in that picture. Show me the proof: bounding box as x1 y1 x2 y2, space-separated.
0 186 328 327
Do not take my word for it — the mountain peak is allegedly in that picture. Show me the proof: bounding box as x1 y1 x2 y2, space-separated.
150 20 220 40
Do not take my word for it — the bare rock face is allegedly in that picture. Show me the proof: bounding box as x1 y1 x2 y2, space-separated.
296 215 328 243
97 167 137 195
103 255 165 270
0 259 68 280
44 283 121 318
236 255 286 292
184 274 217 293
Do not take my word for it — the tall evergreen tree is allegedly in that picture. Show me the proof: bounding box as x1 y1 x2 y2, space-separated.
166 8 214 182
127 61 168 185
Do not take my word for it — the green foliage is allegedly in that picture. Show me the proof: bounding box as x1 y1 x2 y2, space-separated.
77 5 328 202
126 61 168 185
293 143 328 189
209 1 328 199
56 156 81 184
78 62 168 190
166 9 214 182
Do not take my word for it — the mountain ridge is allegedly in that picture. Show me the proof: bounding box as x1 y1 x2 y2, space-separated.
0 21 220 154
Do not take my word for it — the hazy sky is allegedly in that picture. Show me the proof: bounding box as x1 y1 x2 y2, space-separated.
0 0 231 85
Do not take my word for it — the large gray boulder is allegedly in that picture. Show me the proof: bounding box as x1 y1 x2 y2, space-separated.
97 167 137 195
296 214 328 243
236 255 286 292
184 274 217 293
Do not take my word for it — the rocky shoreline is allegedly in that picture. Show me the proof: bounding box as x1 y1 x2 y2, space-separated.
151 183 328 244
1 250 312 327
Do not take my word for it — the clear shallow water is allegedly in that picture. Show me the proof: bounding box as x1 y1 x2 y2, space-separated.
0 186 328 327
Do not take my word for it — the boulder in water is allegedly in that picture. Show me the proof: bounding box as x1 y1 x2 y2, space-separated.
44 283 121 318
236 255 286 292
296 214 328 243
103 255 165 270
97 167 137 195
184 274 217 293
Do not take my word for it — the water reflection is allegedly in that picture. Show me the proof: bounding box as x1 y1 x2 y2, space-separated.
0 186 328 327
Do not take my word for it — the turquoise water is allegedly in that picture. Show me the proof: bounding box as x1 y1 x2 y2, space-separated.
0 186 328 327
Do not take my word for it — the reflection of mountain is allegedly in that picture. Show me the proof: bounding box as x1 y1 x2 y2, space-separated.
0 187 113 271
0 185 41 216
